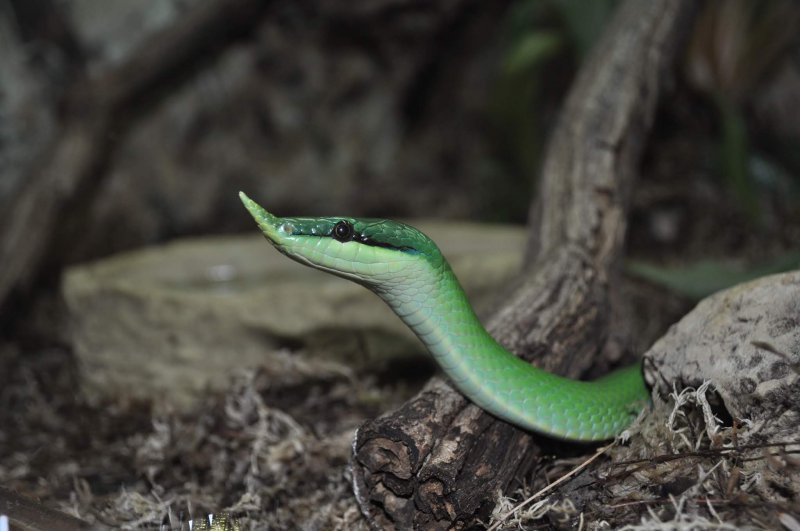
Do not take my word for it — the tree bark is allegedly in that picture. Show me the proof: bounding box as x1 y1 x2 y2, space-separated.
351 1 698 529
0 0 270 318
0 0 507 321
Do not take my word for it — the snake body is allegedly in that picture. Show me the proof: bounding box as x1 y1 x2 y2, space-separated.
240 192 649 441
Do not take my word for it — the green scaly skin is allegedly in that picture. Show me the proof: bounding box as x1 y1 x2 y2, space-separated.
240 192 649 441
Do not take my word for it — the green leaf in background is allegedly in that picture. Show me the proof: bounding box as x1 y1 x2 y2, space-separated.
503 31 563 76
717 96 760 221
626 253 800 300
684 0 800 223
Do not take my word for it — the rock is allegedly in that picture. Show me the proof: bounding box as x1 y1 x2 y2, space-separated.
63 221 525 408
643 271 800 503
644 271 800 443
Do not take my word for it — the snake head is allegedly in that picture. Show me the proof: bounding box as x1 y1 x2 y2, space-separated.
239 192 444 288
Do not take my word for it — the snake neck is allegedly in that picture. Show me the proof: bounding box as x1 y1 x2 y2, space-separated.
367 254 648 441
373 260 514 408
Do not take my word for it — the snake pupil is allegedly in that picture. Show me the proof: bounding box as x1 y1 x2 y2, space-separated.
333 220 354 242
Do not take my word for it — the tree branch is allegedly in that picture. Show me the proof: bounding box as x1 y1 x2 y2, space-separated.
352 1 697 528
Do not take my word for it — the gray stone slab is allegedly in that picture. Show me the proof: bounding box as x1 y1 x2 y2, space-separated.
64 221 526 408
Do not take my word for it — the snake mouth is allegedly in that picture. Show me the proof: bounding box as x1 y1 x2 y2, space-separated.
239 191 293 244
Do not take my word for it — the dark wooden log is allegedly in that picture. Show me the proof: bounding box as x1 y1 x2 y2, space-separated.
351 1 698 528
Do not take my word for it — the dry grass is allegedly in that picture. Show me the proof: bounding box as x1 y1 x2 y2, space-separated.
0 345 398 529
1 342 797 529
487 381 800 530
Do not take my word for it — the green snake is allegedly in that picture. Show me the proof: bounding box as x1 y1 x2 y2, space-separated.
240 192 649 441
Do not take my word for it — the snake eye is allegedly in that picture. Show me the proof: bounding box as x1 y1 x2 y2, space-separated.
332 220 354 242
